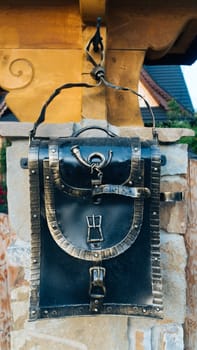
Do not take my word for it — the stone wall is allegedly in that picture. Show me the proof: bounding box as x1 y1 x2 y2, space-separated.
0 122 195 350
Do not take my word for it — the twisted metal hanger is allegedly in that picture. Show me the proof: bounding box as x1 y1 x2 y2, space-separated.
30 18 157 140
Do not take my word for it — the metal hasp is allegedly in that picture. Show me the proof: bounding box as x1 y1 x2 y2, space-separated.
89 266 106 312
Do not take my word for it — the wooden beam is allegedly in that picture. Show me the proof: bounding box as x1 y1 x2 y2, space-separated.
80 0 106 23
106 50 145 126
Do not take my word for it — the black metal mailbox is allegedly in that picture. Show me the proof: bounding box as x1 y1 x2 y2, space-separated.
28 127 164 320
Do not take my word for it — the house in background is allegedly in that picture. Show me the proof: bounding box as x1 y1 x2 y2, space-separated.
139 65 194 125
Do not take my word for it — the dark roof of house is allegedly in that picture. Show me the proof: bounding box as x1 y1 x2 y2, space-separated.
144 65 194 112
141 65 194 124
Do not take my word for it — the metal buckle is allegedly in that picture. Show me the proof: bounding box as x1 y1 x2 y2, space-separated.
89 266 106 312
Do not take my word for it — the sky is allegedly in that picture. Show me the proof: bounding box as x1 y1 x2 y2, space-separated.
181 60 197 111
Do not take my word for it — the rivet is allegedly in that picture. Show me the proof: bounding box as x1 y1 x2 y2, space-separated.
52 224 57 229
52 310 57 315
44 310 48 315
51 149 56 153
31 310 36 315
154 257 158 261
46 175 50 180
134 147 138 152
61 184 65 188
156 307 160 312
32 214 37 218
33 259 37 264
107 306 112 312
154 167 158 171
94 253 99 258
31 169 36 174
153 211 157 215
128 181 133 185
94 308 98 312
134 224 138 229
142 308 146 313
138 176 142 180
95 300 99 305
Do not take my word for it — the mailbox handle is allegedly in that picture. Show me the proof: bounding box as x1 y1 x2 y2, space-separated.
29 81 101 140
72 126 117 138
30 81 156 141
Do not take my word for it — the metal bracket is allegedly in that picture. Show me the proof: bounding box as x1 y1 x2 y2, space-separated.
160 192 185 202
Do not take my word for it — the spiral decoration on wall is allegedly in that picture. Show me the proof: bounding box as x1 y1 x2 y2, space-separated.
1 57 35 90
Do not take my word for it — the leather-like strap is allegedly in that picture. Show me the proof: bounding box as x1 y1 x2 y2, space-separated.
92 185 150 198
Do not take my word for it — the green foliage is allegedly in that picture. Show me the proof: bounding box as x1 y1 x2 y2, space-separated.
156 99 197 154
180 125 197 154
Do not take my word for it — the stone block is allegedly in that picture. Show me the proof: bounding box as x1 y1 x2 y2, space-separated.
151 324 184 350
160 144 188 176
11 286 29 331
160 232 187 323
127 318 153 350
11 317 128 350
119 127 194 142
7 140 31 242
127 322 184 350
7 239 31 284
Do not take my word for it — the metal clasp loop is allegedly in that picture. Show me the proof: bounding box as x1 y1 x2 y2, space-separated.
71 145 112 170
89 266 106 312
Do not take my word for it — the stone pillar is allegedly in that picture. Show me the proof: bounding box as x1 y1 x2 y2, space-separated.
0 214 15 350
184 159 197 350
0 121 194 349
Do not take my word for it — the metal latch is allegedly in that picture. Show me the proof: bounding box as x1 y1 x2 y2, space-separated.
89 266 106 313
